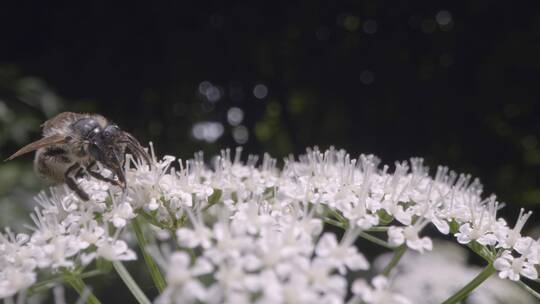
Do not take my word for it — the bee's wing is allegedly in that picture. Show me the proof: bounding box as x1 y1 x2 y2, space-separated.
5 134 69 161
41 112 86 133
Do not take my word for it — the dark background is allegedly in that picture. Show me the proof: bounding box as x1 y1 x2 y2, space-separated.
0 0 539 300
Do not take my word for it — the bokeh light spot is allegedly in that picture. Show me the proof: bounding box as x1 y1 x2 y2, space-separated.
435 10 452 26
232 125 249 144
227 107 244 126
192 121 224 143
198 81 222 103
253 84 268 99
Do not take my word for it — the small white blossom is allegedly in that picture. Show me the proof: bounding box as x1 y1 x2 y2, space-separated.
494 250 538 281
315 232 369 274
155 252 210 304
176 220 213 249
352 275 411 304
82 239 136 265
0 266 36 298
497 209 533 250
455 197 499 246
105 202 135 228
388 225 432 253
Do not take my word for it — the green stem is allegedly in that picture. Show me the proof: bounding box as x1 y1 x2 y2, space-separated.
113 261 152 304
137 210 170 231
364 226 389 232
358 231 394 249
63 273 102 304
30 270 105 295
465 241 495 263
322 215 393 249
322 217 347 229
441 264 496 304
132 217 167 293
327 207 347 223
516 280 540 300
463 241 540 301
381 244 407 276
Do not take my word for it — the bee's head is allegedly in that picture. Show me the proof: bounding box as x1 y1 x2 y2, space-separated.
88 124 127 187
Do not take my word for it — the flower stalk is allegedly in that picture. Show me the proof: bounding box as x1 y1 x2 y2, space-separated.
113 261 151 304
132 217 167 293
381 244 407 276
441 264 496 304
62 272 102 304
516 280 540 300
358 231 394 250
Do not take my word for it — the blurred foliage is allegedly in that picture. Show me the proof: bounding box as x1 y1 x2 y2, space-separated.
0 65 65 229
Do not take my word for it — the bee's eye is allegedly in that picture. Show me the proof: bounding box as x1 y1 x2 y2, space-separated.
103 125 120 139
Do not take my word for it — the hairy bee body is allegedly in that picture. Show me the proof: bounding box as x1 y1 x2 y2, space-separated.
34 113 107 183
6 112 150 200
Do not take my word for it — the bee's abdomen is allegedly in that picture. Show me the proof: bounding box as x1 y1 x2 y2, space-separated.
34 146 75 183
44 147 71 161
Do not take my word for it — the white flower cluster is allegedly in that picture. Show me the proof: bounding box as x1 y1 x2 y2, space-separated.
374 241 537 304
0 184 136 298
1 146 538 303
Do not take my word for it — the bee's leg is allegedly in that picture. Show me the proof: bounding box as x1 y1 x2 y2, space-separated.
65 163 90 201
85 161 122 187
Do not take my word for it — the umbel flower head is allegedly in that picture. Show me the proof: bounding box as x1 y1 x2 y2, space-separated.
0 146 538 303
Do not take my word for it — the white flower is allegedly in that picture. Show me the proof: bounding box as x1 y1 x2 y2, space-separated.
80 178 111 202
41 236 80 268
302 259 347 298
497 209 532 250
455 197 499 246
373 241 538 304
352 275 411 304
315 232 369 274
517 238 540 264
0 266 36 298
176 225 212 249
204 221 250 264
82 239 136 264
155 252 210 304
2 146 540 302
105 202 135 228
78 220 105 249
494 250 538 281
455 222 498 246
388 225 432 253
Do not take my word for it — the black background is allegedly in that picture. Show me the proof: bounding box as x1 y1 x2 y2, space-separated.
1 1 540 301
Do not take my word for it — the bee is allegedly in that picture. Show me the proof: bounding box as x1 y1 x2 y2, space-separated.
5 112 151 201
